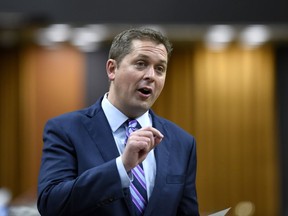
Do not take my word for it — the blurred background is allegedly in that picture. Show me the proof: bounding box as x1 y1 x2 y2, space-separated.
0 0 288 215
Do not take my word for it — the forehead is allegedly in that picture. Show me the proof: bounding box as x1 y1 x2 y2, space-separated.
130 39 168 61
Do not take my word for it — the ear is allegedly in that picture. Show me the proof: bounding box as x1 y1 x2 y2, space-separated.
106 59 117 81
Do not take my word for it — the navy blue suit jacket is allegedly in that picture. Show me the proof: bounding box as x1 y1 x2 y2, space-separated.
37 97 199 216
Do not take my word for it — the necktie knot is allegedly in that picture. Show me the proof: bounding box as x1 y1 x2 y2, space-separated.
126 119 139 138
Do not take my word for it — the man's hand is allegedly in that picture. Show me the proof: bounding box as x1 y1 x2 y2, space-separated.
121 126 164 171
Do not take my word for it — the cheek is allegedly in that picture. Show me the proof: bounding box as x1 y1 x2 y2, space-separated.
114 74 134 91
156 78 166 91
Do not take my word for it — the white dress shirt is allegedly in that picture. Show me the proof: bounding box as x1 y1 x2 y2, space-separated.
101 93 156 199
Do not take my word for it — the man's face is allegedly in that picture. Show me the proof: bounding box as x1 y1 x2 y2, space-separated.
107 39 168 118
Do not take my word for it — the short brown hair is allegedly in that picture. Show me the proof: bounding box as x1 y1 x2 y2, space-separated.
108 27 173 65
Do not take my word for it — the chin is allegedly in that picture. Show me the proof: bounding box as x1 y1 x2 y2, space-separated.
131 104 151 116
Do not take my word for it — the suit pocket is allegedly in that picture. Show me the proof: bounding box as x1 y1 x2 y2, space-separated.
166 175 185 184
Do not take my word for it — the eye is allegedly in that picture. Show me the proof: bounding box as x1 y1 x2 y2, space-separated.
155 65 166 74
135 61 147 70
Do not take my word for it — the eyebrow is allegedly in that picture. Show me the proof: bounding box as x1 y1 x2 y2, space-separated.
136 54 167 65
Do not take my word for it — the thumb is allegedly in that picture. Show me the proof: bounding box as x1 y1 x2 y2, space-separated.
154 135 164 145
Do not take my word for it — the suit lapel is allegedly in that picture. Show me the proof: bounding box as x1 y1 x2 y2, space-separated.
144 112 170 215
82 99 135 215
82 98 120 162
82 103 170 215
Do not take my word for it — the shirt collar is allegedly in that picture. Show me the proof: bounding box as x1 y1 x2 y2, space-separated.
101 93 151 132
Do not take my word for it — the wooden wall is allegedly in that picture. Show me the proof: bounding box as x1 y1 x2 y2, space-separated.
153 43 280 216
0 44 85 201
0 41 280 216
0 48 21 196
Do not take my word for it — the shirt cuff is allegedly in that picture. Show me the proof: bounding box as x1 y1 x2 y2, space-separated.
116 156 133 188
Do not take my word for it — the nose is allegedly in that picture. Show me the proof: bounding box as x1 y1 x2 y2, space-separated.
144 66 155 81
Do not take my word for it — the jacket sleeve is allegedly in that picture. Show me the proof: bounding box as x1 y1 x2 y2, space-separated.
37 118 126 216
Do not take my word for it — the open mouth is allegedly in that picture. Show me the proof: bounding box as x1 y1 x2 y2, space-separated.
138 87 152 95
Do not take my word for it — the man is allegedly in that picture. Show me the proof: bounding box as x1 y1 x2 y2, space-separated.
37 27 199 216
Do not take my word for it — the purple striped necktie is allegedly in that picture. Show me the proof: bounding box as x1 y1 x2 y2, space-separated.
125 119 148 216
